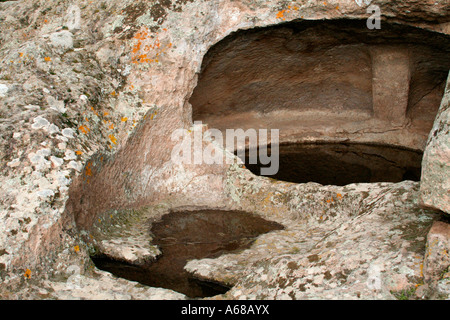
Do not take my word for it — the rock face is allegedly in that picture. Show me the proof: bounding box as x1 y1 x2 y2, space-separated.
190 20 450 149
0 0 449 300
186 173 442 300
419 73 450 214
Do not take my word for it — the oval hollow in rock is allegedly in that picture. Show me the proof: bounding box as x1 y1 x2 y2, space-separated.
92 210 284 298
240 143 423 186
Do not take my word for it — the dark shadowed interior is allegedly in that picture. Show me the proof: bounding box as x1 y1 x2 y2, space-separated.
240 143 423 186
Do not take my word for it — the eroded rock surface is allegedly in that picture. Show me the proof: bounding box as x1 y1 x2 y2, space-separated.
0 0 449 300
420 73 450 214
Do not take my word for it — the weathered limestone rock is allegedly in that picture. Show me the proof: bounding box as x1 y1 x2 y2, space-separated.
0 83 8 97
47 269 187 300
48 30 74 53
419 73 450 214
64 5 81 32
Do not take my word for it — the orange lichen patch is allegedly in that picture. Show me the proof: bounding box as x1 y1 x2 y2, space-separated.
263 192 273 204
78 125 90 134
132 41 142 54
108 123 114 130
121 117 128 122
74 245 80 253
135 54 150 63
276 5 300 20
103 111 109 116
110 91 116 97
326 198 334 203
276 10 286 20
44 56 51 62
85 162 92 176
19 52 24 57
336 193 343 200
24 268 31 279
134 29 149 40
44 19 48 23
75 150 83 155
150 111 158 120
109 134 117 145
131 27 173 65
129 85 134 90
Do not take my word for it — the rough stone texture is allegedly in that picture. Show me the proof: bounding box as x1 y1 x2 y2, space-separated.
0 0 449 300
200 166 444 300
419 73 450 214
190 21 449 148
31 268 187 300
422 220 450 298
